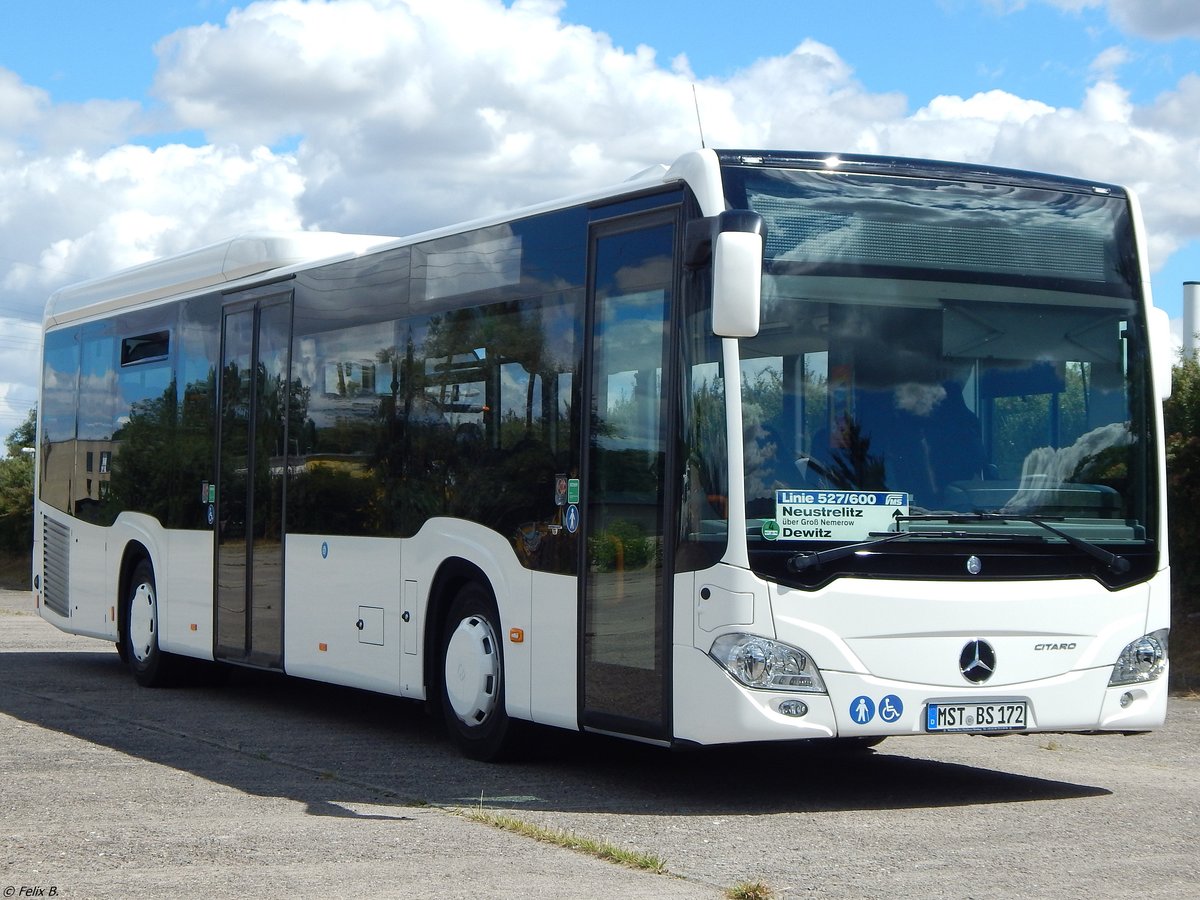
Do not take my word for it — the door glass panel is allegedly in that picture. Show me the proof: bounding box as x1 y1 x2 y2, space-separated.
216 307 253 658
215 297 290 667
250 301 290 665
583 221 674 733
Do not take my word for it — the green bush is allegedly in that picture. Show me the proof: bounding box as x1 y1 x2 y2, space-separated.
1165 356 1200 612
0 409 35 557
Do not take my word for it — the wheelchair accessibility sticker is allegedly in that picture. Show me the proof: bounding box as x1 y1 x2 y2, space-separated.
879 694 904 723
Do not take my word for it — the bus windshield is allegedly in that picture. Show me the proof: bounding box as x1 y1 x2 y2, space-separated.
722 163 1157 581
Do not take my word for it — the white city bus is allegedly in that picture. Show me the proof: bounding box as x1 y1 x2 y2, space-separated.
34 149 1173 759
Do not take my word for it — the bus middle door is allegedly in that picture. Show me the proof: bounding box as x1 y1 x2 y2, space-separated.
214 289 293 669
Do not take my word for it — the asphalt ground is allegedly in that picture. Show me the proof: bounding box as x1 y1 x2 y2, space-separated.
2 587 1197 899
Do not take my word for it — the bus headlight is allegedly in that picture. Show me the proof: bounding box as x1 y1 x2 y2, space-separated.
709 633 826 693
1108 629 1168 686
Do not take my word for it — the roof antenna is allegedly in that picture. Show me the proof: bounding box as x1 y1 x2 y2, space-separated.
692 84 707 149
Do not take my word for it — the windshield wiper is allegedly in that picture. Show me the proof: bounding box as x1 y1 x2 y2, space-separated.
897 512 1131 574
787 531 913 573
785 525 1045 573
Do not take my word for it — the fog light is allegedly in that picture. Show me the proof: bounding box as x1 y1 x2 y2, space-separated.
1120 692 1133 708
778 699 808 717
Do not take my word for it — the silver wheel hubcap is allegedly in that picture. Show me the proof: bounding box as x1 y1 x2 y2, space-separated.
444 614 500 727
129 581 157 664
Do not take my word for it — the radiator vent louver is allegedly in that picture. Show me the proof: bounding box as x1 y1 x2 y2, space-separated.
42 515 70 618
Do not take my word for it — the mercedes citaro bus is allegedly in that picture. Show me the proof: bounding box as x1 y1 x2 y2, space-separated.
34 149 1172 759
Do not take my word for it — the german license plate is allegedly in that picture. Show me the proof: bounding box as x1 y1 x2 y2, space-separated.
926 701 1027 733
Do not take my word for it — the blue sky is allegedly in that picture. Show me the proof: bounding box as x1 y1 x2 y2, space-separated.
0 0 1199 429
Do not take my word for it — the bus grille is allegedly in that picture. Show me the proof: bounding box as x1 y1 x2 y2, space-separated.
42 515 70 618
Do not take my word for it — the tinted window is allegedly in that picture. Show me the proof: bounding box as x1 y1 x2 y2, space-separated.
172 295 220 529
287 208 586 572
39 328 79 513
89 310 176 525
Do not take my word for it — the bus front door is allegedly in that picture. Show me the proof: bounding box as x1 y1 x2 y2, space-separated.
214 291 292 668
580 212 678 742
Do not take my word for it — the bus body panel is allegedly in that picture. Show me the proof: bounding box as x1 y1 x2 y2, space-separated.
159 527 215 659
688 565 776 647
80 517 117 641
775 578 1148 686
283 533 402 695
530 570 579 730
36 512 118 642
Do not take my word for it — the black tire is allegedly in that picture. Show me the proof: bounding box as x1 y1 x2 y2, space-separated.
439 582 524 761
120 559 176 687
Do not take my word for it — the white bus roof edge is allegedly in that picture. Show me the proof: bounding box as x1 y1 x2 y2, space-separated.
45 231 393 326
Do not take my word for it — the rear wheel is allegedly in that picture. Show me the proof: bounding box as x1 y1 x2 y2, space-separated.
121 559 176 687
440 582 523 761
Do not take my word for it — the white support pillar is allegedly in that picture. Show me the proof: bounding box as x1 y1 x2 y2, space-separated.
1185 282 1200 359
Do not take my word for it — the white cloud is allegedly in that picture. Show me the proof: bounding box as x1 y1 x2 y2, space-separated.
1089 45 1134 80
150 0 716 232
1032 0 1200 38
716 39 907 153
0 69 49 138
0 317 45 434
1006 1 1200 39
1034 0 1104 12
914 90 1056 124
1108 0 1200 39
879 90 1054 161
1 0 1200 423
0 144 303 317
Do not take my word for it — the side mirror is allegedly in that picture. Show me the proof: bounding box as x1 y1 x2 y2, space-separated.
704 211 764 338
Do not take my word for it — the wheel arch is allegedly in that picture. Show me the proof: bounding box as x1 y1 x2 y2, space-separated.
422 557 495 704
116 540 154 642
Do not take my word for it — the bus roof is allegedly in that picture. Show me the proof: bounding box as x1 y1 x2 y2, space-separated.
714 148 1128 196
44 231 395 326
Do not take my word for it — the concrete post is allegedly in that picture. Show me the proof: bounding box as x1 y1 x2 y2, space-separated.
1185 282 1200 359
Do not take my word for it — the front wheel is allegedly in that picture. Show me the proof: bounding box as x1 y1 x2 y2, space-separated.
121 559 176 687
440 582 524 761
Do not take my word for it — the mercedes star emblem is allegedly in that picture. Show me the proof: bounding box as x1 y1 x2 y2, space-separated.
959 639 996 684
